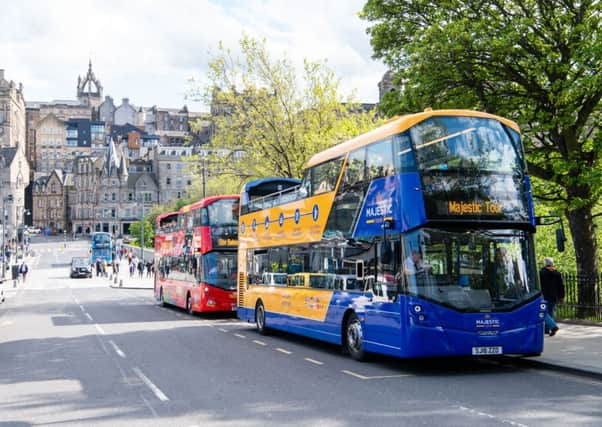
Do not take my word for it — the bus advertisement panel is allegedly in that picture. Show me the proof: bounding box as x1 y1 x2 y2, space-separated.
154 196 240 314
237 109 546 361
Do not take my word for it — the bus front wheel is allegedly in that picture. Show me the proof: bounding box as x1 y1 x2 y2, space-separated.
255 301 268 335
345 312 366 361
159 288 165 307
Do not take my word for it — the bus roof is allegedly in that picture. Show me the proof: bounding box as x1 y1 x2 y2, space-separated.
156 211 179 223
179 194 239 214
242 178 301 198
305 109 520 169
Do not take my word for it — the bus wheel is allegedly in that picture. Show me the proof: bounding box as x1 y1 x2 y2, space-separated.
345 312 366 361
255 301 268 335
186 294 194 315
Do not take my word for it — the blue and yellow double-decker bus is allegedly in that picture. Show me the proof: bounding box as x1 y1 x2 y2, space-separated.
237 109 548 360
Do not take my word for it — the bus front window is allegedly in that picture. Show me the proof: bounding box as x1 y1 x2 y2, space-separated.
402 228 538 311
202 252 237 290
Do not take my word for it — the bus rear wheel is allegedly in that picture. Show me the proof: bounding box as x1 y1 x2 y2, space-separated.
255 301 268 335
186 294 194 315
345 312 366 361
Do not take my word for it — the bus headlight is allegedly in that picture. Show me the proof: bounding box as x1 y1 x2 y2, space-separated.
539 303 547 311
413 305 422 313
539 312 545 318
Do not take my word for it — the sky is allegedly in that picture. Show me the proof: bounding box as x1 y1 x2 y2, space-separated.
0 0 387 111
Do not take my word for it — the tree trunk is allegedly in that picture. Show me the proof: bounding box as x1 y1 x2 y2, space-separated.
566 206 599 317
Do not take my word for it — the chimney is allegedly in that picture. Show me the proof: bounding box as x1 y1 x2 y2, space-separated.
122 98 129 105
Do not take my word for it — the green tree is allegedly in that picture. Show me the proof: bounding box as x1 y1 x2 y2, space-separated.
362 0 602 310
129 217 154 249
192 35 381 180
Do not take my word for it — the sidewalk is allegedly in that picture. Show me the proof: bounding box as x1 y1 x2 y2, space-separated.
507 322 602 380
107 271 154 290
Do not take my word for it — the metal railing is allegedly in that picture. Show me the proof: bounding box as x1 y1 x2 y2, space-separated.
557 273 602 322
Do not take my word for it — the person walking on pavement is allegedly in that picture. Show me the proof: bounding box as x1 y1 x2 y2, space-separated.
137 259 144 278
19 261 29 282
540 257 565 336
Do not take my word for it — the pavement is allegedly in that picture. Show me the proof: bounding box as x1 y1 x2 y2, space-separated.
2 267 601 380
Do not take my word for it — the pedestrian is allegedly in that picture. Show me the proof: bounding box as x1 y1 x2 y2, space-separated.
19 261 29 282
102 259 108 277
137 260 144 278
96 258 102 277
114 256 120 274
129 262 135 277
146 261 152 278
540 257 565 336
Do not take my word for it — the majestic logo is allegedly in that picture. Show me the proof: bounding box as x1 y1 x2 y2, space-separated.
476 318 501 328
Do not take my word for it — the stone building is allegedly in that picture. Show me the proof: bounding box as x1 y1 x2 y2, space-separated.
32 169 67 233
98 96 116 126
77 60 103 110
0 69 26 150
0 147 30 241
114 98 137 126
34 113 66 173
153 145 194 205
67 155 98 234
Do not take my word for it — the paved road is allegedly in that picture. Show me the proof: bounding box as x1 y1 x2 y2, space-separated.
1 240 601 426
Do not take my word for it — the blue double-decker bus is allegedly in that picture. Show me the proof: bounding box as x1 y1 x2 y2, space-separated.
237 109 548 360
90 232 113 264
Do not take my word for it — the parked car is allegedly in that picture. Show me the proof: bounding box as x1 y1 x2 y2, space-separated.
27 227 41 234
70 257 93 279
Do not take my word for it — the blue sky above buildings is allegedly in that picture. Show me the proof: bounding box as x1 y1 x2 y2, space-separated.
1 0 386 110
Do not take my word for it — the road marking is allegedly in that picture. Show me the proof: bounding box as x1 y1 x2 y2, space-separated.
141 395 159 418
233 333 246 339
218 328 228 332
85 313 93 321
276 348 292 355
304 358 323 365
133 367 169 401
457 406 528 427
79 305 86 312
253 340 267 346
341 370 412 380
108 340 126 358
74 298 80 305
95 324 106 335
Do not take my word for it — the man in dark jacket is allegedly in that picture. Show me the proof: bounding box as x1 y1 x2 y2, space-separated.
540 257 565 336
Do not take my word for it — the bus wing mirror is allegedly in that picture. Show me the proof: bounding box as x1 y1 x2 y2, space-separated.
356 261 364 279
556 228 566 252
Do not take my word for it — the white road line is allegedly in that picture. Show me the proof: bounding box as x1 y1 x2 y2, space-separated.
304 358 323 365
341 369 411 380
108 340 126 358
133 367 170 402
253 340 267 346
95 324 106 335
85 313 93 321
276 348 292 355
79 305 86 312
218 328 228 332
233 333 246 339
74 298 80 305
141 395 159 418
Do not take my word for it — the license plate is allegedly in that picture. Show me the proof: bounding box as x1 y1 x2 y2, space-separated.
472 346 502 355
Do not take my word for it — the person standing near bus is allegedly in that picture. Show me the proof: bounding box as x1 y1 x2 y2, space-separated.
540 257 565 336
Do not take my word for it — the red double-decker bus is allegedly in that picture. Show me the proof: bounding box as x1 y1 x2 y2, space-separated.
154 195 240 314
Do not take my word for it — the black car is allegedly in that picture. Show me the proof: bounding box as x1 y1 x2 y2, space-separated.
71 257 92 278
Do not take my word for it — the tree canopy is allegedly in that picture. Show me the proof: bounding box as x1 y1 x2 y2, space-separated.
362 0 602 307
195 35 380 180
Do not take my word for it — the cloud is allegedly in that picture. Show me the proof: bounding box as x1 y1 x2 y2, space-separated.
0 0 386 109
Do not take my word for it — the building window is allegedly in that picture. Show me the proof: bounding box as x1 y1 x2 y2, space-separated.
128 193 133 201
111 208 116 218
166 163 171 169
144 193 152 202
112 193 116 201
166 177 171 185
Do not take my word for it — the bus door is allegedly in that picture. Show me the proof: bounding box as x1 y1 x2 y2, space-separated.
361 239 403 351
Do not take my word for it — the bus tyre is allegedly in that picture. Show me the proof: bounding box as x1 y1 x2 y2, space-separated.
345 312 366 361
255 301 268 335
186 294 194 315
